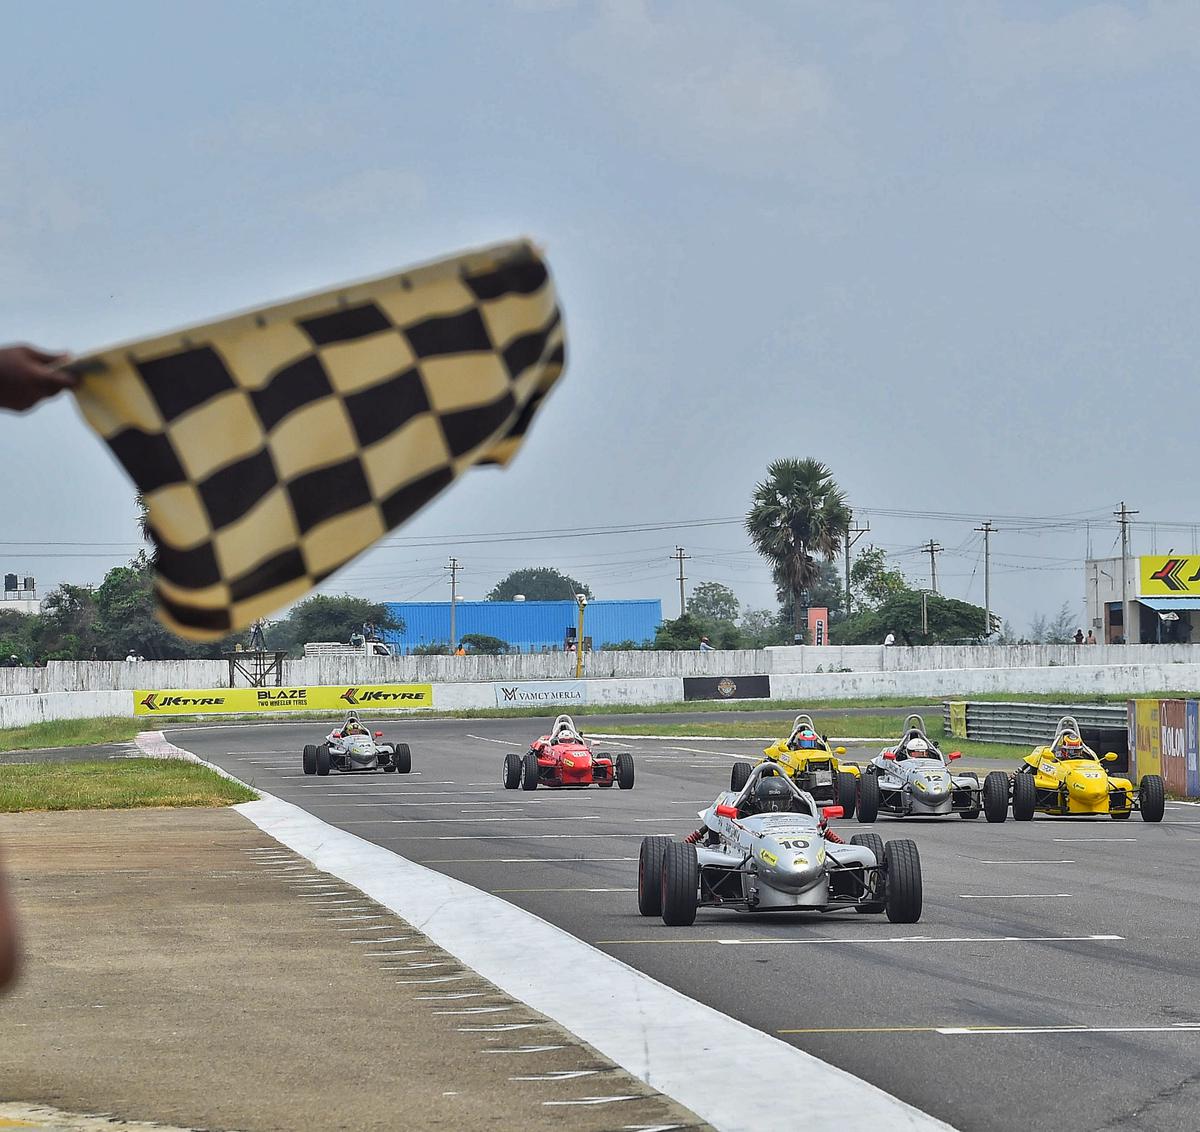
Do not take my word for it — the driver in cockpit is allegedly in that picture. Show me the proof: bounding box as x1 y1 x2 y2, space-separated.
342 713 368 737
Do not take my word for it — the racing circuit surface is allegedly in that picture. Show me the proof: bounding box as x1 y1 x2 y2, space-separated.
175 715 1200 1132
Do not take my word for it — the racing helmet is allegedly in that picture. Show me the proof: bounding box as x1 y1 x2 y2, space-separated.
1059 734 1083 757
754 774 793 814
792 729 819 750
907 737 929 757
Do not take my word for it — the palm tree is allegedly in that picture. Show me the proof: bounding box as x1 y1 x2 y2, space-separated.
745 459 851 644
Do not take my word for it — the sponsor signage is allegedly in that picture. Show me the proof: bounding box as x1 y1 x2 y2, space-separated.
948 702 967 740
1160 700 1189 796
683 675 771 702
493 681 588 708
134 684 433 716
1187 701 1199 798
1139 555 1200 597
1131 699 1162 779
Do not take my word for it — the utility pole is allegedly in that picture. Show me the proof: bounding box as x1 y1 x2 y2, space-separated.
924 539 944 595
844 513 871 614
1115 502 1138 645
671 547 690 617
445 557 462 648
975 521 995 641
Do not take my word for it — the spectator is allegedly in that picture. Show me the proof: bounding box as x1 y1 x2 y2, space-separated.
125 650 138 664
699 636 714 652
1085 629 1097 645
883 631 896 646
249 621 267 651
454 644 466 656
1074 628 1085 645
349 630 365 647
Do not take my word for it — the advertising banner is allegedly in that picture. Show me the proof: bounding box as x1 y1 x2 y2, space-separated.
683 675 771 702
493 681 588 709
948 702 967 740
1139 555 1200 597
134 684 433 716
1160 700 1189 795
1187 701 1199 798
1131 700 1162 779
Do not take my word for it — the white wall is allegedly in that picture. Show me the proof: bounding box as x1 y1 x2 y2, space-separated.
0 690 130 730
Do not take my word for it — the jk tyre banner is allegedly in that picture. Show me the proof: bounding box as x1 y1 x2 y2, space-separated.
134 684 433 716
682 676 771 702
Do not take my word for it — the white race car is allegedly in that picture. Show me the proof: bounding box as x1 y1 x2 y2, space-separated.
302 712 411 776
637 763 922 927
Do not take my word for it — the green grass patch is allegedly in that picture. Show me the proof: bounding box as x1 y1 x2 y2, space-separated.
0 716 154 753
0 758 257 813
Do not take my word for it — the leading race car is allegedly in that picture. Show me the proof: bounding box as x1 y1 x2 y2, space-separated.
302 712 412 776
856 714 981 821
982 715 1165 823
728 713 860 818
503 714 635 791
637 762 922 926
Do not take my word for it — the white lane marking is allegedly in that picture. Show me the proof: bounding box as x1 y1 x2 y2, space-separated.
1053 838 1137 842
483 1045 567 1054
459 1022 548 1032
340 816 605 825
595 934 1124 947
543 1095 640 1106
434 1006 517 1015
377 834 651 840
936 1023 1200 1036
306 790 505 796
510 1069 599 1081
970 860 1076 865
415 992 490 1000
424 856 639 864
365 949 429 956
325 914 386 921
299 897 362 904
349 936 414 943
958 894 1072 900
468 734 518 745
633 817 692 823
393 974 470 984
492 888 634 894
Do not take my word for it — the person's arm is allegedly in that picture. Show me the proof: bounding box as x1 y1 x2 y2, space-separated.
0 844 18 990
0 345 75 411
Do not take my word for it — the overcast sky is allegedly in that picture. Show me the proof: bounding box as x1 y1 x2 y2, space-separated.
3 0 1199 634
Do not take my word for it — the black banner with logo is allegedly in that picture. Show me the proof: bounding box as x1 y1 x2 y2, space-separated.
682 675 771 702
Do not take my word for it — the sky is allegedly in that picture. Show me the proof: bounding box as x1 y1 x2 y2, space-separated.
3 0 1200 635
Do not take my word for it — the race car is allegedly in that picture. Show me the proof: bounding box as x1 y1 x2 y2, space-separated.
302 712 411 776
982 715 1165 823
637 762 922 926
728 713 860 817
503 714 634 791
856 714 981 821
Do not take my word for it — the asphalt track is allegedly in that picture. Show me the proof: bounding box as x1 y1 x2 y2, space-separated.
173 715 1200 1132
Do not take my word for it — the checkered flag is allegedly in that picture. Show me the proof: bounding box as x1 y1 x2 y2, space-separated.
72 240 565 640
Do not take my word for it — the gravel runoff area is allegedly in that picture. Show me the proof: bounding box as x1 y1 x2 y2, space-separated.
0 807 705 1132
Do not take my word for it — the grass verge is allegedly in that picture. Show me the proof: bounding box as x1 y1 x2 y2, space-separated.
0 758 257 813
0 717 153 753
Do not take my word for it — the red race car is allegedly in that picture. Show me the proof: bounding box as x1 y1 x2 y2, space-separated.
503 714 635 791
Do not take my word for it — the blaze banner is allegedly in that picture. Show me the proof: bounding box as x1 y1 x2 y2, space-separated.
133 684 433 716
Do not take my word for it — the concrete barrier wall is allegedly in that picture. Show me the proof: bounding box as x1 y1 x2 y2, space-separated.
0 690 130 729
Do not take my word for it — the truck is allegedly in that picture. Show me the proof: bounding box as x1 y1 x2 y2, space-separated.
303 641 394 659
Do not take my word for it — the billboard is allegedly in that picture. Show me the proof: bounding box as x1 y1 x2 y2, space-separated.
134 684 433 716
1131 700 1162 778
683 676 771 702
493 681 588 709
1160 700 1189 796
1139 555 1200 597
1188 701 1200 798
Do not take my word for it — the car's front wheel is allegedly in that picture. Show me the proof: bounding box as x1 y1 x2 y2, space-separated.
730 761 753 792
302 744 317 775
1139 775 1165 822
660 842 699 927
1012 771 1036 821
983 771 1010 822
616 752 635 790
638 836 671 917
883 839 922 924
856 772 880 823
836 771 858 820
521 752 539 791
392 743 411 774
502 752 521 789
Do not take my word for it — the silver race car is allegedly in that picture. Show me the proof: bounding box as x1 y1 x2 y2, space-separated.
637 763 922 926
856 714 980 821
302 712 411 776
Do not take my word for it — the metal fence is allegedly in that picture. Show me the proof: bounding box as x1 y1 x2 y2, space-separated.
943 701 1128 746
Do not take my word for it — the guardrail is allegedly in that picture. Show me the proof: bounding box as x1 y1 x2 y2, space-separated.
943 701 1128 746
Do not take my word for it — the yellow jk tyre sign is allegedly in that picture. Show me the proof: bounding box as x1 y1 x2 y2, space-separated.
133 684 433 716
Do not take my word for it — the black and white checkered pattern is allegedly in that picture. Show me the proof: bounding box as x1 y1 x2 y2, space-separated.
73 240 565 640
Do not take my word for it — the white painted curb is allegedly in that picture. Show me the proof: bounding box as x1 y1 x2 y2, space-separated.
139 731 954 1132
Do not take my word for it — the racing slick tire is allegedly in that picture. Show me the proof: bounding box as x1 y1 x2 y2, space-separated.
392 743 412 774
836 771 858 821
315 744 331 777
730 761 753 793
638 836 671 917
883 839 922 924
1139 775 1165 823
660 841 699 927
616 752 635 790
983 771 1010 823
1011 771 1036 821
856 772 880 823
850 833 886 913
502 752 521 790
302 744 318 775
521 751 540 791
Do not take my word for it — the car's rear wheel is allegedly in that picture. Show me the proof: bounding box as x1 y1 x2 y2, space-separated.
883 839 922 924
502 752 521 789
983 771 1009 822
856 772 880 822
1012 772 1036 821
521 751 539 791
638 836 671 917
1139 775 1165 822
302 744 317 775
392 743 411 774
616 752 635 790
660 842 699 927
316 744 331 777
836 771 858 820
850 833 885 913
730 761 753 793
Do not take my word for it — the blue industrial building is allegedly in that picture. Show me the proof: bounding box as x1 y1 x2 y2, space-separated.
383 599 662 654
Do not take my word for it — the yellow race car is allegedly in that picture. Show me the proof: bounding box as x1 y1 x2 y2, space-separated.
729 714 861 818
982 715 1164 823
